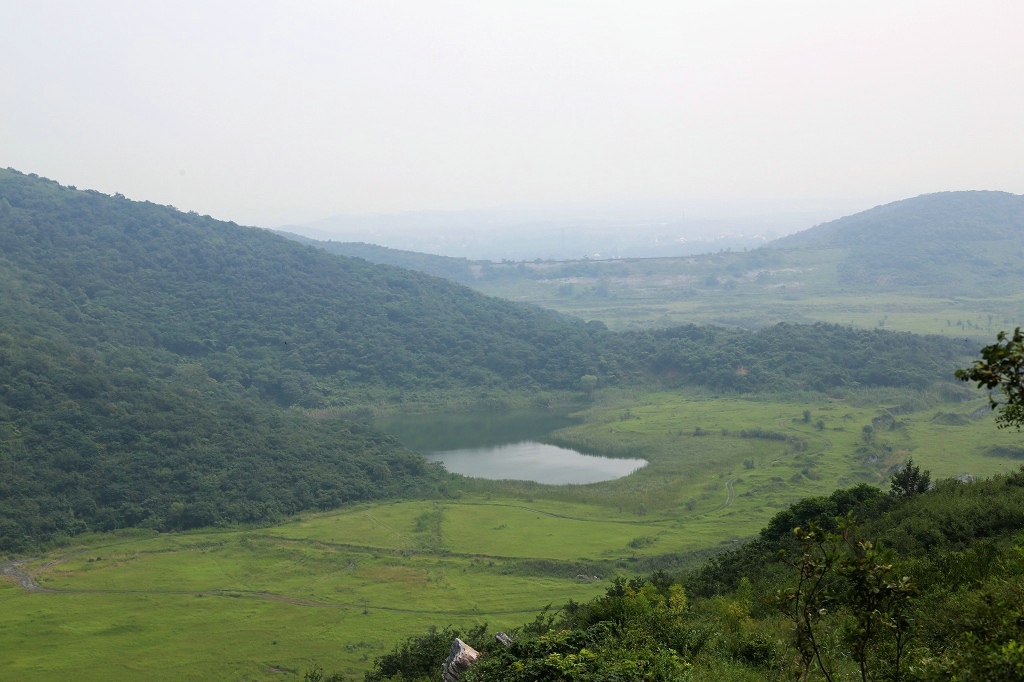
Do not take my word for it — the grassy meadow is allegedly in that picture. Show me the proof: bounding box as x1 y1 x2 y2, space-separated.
470 252 1024 337
4 387 1022 680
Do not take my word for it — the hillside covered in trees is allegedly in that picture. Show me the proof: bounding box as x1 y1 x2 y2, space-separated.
0 169 978 550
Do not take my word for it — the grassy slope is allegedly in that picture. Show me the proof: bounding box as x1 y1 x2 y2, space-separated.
4 389 1021 680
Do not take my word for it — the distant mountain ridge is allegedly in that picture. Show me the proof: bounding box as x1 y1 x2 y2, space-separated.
773 191 1024 287
288 191 1024 297
776 191 1024 246
275 231 484 284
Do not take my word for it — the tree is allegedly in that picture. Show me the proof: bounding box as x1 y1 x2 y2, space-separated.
771 516 917 682
889 458 930 498
956 327 1024 430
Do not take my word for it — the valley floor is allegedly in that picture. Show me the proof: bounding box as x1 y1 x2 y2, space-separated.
2 388 1021 679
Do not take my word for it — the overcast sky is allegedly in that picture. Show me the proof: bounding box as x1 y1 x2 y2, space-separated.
3 1 1023 227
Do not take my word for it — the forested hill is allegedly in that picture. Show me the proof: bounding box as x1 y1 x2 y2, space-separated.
0 168 628 550
0 169 624 402
772 190 1024 288
1 169 971 403
275 231 484 284
0 169 976 549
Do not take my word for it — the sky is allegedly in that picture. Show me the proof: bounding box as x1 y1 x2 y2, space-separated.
3 1 1023 228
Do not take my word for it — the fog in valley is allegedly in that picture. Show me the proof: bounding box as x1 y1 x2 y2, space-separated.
283 199 866 261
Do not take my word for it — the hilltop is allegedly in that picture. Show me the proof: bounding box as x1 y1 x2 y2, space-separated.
773 190 1024 288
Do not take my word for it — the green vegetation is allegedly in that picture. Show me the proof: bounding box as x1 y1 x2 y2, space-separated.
4 171 1024 679
0 169 626 399
0 326 451 550
0 499 654 680
775 191 1024 291
957 327 1024 429
362 469 1024 681
456 192 1024 337
0 168 977 551
353 326 1024 681
275 234 485 285
4 387 1023 680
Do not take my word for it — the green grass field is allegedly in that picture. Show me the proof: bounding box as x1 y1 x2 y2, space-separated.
1 521 614 680
3 389 1021 680
470 252 1024 337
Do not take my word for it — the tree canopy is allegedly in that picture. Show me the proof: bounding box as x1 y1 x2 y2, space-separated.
956 327 1024 429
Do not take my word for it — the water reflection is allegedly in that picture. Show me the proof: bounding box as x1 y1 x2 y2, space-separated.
375 409 647 485
423 441 646 485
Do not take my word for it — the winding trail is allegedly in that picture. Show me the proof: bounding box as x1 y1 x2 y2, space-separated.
717 478 736 510
778 419 833 455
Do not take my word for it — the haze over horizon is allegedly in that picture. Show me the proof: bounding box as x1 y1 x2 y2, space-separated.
4 1 1023 232
280 198 856 261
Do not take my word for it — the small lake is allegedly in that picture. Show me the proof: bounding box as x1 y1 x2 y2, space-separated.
375 409 647 485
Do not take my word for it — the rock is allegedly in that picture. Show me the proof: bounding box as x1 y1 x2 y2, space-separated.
496 632 513 648
442 638 481 682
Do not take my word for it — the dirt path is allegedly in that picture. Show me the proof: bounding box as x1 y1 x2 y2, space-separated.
0 558 57 593
717 478 736 510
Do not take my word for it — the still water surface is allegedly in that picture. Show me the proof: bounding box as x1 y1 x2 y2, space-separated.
375 409 646 485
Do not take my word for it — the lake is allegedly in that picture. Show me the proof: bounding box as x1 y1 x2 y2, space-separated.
375 409 647 485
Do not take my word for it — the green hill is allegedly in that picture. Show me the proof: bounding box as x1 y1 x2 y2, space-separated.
0 169 972 402
0 169 975 551
0 170 638 402
275 232 486 284
773 190 1024 289
465 191 1024 333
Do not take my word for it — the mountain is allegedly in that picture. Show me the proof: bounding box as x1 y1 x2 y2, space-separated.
0 169 633 550
429 191 1024 333
0 170 638 403
772 190 1024 289
0 169 974 550
274 231 485 284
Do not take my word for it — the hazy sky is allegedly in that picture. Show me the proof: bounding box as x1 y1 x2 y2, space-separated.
3 1 1023 226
